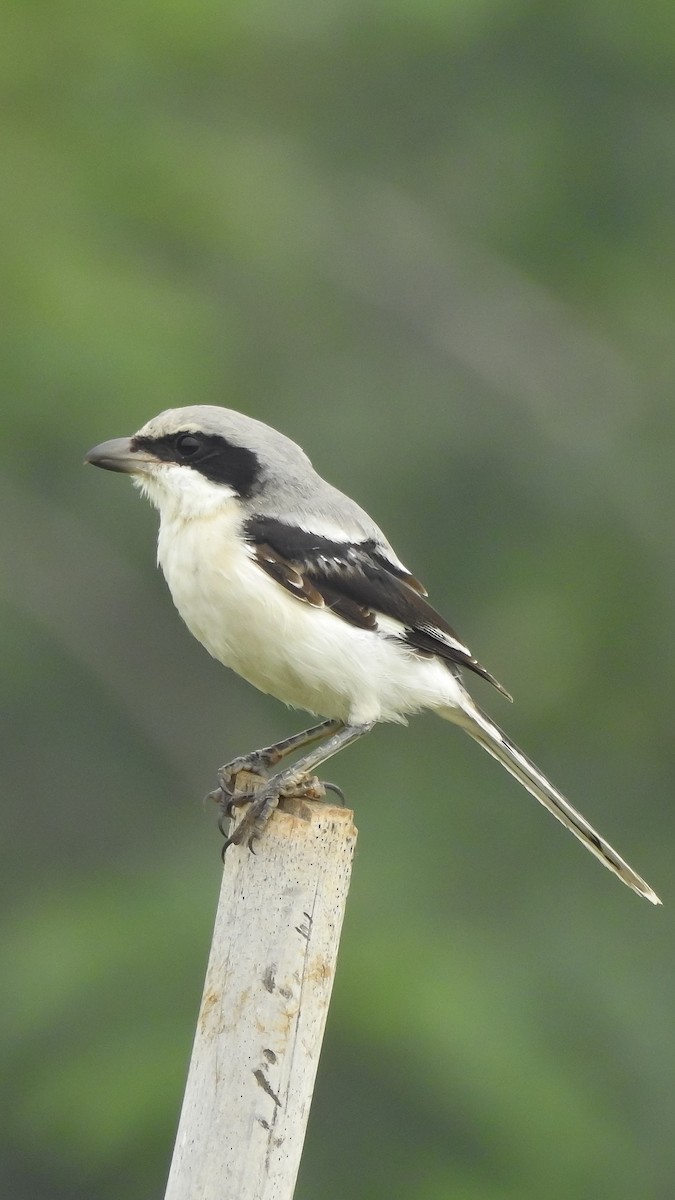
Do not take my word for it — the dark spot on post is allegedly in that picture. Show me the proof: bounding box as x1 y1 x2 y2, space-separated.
254 1069 281 1106
263 1048 277 1064
296 911 312 940
262 964 276 993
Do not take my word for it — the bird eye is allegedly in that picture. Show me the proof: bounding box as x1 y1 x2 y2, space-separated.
175 433 201 458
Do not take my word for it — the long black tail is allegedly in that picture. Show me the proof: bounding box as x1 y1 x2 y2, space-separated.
443 701 660 905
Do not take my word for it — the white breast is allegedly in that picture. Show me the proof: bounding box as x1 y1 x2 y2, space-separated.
156 506 464 725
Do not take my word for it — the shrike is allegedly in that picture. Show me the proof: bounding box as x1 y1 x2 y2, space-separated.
86 406 659 904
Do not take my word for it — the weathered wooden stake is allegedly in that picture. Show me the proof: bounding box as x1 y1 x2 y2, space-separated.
164 795 357 1200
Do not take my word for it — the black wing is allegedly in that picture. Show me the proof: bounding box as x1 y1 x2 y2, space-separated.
244 516 511 698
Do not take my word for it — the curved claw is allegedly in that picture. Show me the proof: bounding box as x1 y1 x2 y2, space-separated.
219 800 247 850
216 774 235 798
217 793 245 838
221 823 246 856
322 781 345 804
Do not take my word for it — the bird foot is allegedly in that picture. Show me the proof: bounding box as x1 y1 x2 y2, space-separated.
214 746 284 796
220 776 283 853
212 768 346 854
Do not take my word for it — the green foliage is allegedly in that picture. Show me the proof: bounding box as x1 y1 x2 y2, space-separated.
2 2 674 1196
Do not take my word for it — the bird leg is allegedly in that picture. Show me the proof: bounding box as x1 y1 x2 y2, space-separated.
220 721 374 852
213 718 342 807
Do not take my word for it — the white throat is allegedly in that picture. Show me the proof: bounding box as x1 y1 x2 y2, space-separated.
133 464 238 522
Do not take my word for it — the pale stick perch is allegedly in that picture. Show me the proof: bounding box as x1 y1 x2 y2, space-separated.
164 794 357 1200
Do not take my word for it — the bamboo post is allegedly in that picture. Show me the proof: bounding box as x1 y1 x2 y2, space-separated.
164 791 357 1200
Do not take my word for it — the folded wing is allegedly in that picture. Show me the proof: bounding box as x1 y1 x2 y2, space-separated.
244 516 510 698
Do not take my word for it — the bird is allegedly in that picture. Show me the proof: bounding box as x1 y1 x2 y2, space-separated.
85 405 660 904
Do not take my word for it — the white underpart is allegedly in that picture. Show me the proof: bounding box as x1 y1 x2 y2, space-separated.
143 471 466 725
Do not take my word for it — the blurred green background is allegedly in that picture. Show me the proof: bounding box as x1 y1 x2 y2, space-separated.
2 2 674 1197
